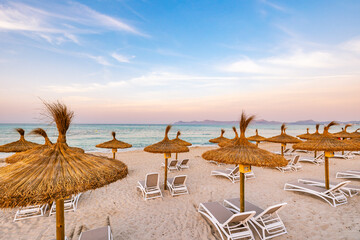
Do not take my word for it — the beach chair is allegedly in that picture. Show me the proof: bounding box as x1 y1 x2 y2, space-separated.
198 201 255 240
161 159 178 171
13 204 49 221
224 199 287 240
276 155 301 172
166 175 189 196
299 153 324 165
137 172 163 200
49 193 82 216
284 181 349 207
272 149 290 155
298 178 360 197
208 160 225 166
211 166 240 183
332 151 355 159
225 167 255 180
177 158 189 170
336 170 360 179
78 225 113 240
284 149 296 156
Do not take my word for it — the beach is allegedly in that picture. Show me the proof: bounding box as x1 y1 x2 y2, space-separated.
0 142 359 239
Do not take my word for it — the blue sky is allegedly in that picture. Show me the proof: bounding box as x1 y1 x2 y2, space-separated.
0 0 359 123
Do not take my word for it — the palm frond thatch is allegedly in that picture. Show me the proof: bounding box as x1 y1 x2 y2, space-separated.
247 129 266 142
202 112 287 167
218 126 238 147
351 128 360 138
332 124 354 138
0 101 128 208
308 124 322 140
171 131 192 146
96 131 132 149
297 128 312 140
209 129 229 143
265 123 301 144
144 125 189 153
0 128 40 153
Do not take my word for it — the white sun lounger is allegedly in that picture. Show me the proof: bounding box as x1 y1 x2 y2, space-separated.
13 204 49 221
336 171 360 179
49 193 82 216
137 172 163 200
284 181 349 207
223 199 287 240
78 225 113 240
298 178 359 197
198 201 255 240
177 158 189 170
272 149 290 155
166 175 189 196
161 159 178 171
211 166 240 183
332 151 355 159
299 153 324 165
225 167 255 180
276 155 301 172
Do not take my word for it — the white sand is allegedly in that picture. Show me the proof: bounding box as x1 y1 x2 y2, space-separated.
0 143 359 239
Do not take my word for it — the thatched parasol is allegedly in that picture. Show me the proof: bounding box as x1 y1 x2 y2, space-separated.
202 112 287 212
247 129 266 147
0 128 40 153
333 124 353 139
265 124 301 156
292 121 358 189
297 128 312 140
351 128 360 138
5 128 84 164
0 102 128 240
144 125 189 190
171 131 192 160
96 131 132 159
209 129 229 144
218 127 238 147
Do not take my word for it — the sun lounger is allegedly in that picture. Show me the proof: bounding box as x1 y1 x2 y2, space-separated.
284 181 349 207
332 151 355 159
49 193 82 216
336 171 360 179
284 149 296 156
137 172 163 200
276 155 301 172
299 153 324 165
272 149 290 155
224 199 287 240
298 178 359 197
13 204 49 221
177 158 189 170
225 167 255 180
78 225 113 240
166 175 189 196
211 166 240 183
161 159 178 171
198 201 255 240
208 160 225 166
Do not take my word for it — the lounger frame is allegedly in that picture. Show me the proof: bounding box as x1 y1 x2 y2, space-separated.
298 178 359 197
336 171 360 179
137 172 163 200
166 175 189 196
211 166 240 183
49 193 82 216
14 204 49 221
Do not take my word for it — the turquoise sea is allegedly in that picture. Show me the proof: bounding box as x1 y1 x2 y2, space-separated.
0 123 346 158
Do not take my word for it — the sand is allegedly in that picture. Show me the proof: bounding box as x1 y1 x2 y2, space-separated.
0 142 359 239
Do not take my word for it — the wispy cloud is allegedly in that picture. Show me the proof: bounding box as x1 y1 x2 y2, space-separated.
259 0 288 12
111 53 135 63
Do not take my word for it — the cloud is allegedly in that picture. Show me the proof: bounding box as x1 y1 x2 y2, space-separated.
259 0 288 12
341 37 360 53
111 53 134 63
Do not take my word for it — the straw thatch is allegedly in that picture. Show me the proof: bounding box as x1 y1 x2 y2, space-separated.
332 124 354 139
0 101 128 208
297 128 312 140
218 127 238 147
266 124 301 144
292 122 358 152
351 128 360 138
144 125 189 153
202 113 287 167
209 129 229 143
247 129 266 142
96 131 132 149
0 128 40 153
308 124 322 140
171 131 192 146
5 128 84 164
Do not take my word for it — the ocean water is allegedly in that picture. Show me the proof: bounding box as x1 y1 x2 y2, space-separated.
0 123 345 158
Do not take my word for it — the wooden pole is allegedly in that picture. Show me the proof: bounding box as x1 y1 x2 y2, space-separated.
325 156 329 190
281 145 284 156
256 142 259 147
240 170 245 212
112 152 115 159
314 151 317 158
175 153 178 160
164 157 168 190
56 199 65 240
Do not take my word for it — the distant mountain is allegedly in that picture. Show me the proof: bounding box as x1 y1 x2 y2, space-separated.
174 119 360 125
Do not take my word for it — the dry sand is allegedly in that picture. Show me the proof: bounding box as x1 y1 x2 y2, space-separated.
0 142 359 239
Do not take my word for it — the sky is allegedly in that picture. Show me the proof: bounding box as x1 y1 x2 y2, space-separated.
0 0 359 124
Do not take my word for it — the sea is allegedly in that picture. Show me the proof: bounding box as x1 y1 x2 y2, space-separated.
0 123 346 159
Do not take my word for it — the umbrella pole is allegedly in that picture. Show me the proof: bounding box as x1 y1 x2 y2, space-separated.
281 145 284 156
113 152 115 159
56 199 65 240
314 151 317 158
240 170 245 212
164 157 168 190
325 156 329 190
256 142 259 147
176 153 178 160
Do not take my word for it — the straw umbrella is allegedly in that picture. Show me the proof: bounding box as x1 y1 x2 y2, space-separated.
297 128 312 140
265 124 301 156
6 128 84 164
292 122 358 189
96 132 132 159
351 128 360 138
333 124 354 155
218 127 238 147
307 124 323 158
202 112 287 212
247 129 266 147
0 102 128 240
144 125 189 190
0 128 40 153
209 129 229 144
171 131 192 160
